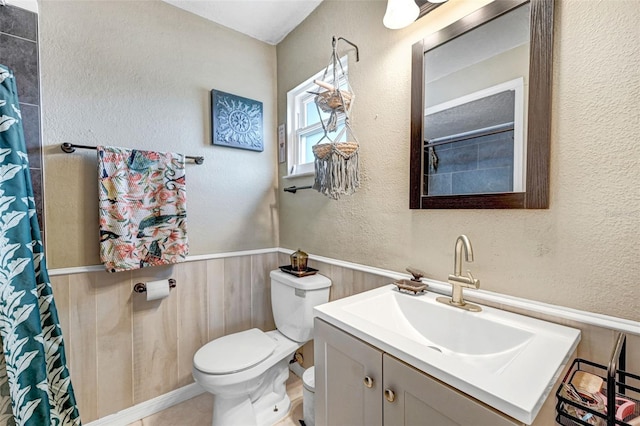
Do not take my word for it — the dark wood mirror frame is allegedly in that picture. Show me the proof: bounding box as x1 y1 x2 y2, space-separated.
410 0 554 209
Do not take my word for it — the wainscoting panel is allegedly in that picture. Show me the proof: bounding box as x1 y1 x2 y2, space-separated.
223 256 252 335
277 253 392 302
95 271 134 418
251 252 278 331
305 259 391 302
51 251 639 425
132 265 179 404
175 261 208 389
483 300 640 372
50 253 281 423
68 272 99 421
278 255 394 368
206 259 225 342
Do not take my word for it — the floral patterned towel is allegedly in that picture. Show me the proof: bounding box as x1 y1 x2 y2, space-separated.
97 146 188 272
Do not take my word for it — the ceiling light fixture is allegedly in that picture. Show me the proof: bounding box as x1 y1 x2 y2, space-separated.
383 0 420 30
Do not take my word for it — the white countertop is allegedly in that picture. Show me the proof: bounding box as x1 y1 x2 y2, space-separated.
314 285 581 425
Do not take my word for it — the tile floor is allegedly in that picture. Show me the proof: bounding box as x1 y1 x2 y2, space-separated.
127 372 304 426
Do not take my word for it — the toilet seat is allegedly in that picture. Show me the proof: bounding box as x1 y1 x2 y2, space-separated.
193 328 277 374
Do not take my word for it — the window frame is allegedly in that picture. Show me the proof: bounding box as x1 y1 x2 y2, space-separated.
286 56 348 178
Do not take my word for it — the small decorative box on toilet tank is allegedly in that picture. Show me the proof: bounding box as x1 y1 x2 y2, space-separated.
290 249 308 271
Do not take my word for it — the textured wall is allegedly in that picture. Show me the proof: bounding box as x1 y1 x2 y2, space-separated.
39 0 279 268
277 0 640 321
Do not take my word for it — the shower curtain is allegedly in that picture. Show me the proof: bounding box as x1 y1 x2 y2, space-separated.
0 66 81 425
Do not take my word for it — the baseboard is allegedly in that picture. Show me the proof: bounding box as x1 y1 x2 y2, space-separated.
85 383 205 426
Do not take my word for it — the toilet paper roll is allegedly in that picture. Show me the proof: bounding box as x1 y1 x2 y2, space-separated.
145 280 170 301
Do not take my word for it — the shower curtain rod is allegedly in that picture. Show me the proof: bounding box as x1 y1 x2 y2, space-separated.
424 122 514 149
60 142 204 165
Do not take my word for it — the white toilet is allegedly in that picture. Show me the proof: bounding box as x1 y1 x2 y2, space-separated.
192 270 331 426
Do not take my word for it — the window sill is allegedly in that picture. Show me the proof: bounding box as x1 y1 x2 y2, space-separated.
283 171 314 180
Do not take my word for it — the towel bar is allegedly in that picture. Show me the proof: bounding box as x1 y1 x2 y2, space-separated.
133 278 176 293
61 142 204 165
284 185 313 193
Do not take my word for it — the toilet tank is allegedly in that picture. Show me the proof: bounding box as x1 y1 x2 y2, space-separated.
270 270 331 343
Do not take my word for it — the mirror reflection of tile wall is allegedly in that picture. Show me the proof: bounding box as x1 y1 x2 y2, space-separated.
0 4 44 238
425 131 515 196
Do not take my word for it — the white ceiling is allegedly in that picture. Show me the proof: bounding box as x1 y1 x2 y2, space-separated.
162 0 325 45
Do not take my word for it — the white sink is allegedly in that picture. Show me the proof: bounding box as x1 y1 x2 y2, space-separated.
314 285 580 424
343 291 535 373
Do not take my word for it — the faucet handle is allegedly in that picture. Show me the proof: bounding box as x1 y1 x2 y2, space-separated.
466 270 480 288
406 267 425 282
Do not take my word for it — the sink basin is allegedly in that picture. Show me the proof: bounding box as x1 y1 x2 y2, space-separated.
314 284 580 424
344 291 534 357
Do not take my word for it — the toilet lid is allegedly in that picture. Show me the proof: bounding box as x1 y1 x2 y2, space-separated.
193 328 277 374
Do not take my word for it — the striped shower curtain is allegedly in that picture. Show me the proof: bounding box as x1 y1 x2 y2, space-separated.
0 65 81 425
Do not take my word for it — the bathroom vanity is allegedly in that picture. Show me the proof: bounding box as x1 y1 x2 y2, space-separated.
313 285 581 425
315 319 521 425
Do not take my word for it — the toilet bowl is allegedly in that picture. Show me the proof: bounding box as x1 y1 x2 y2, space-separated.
192 270 331 426
193 329 299 425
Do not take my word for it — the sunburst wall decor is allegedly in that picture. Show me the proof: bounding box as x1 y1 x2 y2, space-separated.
211 89 263 152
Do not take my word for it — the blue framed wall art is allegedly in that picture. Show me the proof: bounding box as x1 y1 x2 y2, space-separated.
211 89 263 152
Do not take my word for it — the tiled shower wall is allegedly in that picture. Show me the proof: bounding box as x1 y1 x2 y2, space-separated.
0 4 44 234
426 131 515 196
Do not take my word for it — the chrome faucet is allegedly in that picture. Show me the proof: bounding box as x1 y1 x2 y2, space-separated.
436 235 482 312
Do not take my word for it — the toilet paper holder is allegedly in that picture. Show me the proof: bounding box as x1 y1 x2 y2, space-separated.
133 279 177 294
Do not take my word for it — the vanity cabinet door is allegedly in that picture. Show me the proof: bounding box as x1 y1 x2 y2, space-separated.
314 318 383 426
382 354 522 426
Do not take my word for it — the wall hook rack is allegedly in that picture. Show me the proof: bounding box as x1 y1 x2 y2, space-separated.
61 142 205 165
333 36 360 62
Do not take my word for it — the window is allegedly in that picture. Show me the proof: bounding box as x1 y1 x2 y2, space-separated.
286 57 348 177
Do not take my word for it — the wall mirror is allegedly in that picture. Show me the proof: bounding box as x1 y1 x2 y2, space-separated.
410 0 554 209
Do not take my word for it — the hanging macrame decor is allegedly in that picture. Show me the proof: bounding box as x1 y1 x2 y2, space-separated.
311 36 360 200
